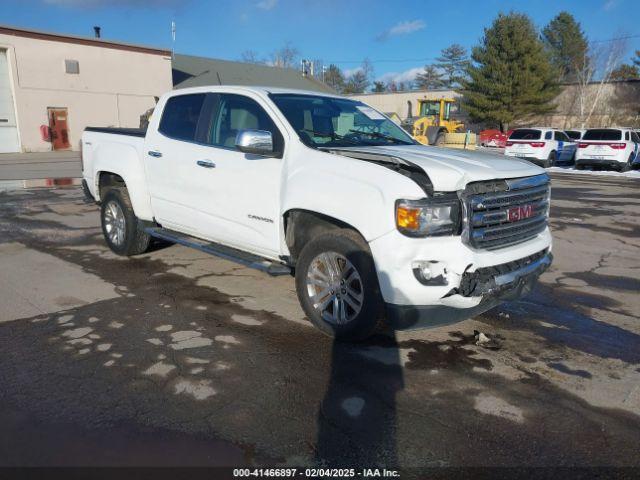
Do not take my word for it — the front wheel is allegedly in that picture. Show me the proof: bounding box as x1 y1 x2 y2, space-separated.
100 187 150 256
295 230 383 341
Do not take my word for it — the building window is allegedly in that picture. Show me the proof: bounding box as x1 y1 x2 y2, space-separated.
65 59 79 74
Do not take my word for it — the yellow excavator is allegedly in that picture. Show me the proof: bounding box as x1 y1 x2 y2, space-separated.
402 98 474 148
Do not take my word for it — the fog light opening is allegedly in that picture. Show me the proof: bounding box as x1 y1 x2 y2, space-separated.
412 261 449 286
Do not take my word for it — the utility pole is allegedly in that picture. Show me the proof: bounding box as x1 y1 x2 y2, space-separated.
171 21 176 60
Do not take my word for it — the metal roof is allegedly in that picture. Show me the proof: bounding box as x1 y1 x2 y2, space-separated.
0 24 171 56
172 54 335 93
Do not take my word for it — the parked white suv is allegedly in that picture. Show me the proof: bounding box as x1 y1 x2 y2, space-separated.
505 127 577 167
576 128 639 171
81 86 552 340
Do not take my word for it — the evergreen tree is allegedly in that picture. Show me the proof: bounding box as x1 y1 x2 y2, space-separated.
343 60 373 94
435 44 469 87
541 12 588 82
633 50 640 69
372 81 386 92
415 65 444 90
461 13 559 132
324 64 345 93
610 64 640 80
343 70 369 94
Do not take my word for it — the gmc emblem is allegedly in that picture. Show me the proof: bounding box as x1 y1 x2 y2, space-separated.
507 204 534 222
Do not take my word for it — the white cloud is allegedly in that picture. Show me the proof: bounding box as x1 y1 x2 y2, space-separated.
377 19 425 41
256 0 278 10
377 66 424 85
343 66 363 78
603 0 617 10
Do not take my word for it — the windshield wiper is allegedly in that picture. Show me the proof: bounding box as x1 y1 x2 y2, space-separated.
348 129 413 145
300 128 361 146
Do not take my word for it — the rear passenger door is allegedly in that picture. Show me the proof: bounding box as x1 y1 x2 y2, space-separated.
554 131 576 161
144 92 215 233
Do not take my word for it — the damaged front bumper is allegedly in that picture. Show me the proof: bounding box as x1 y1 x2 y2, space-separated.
385 250 552 329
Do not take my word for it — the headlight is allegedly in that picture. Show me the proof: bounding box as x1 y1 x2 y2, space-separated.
396 197 461 237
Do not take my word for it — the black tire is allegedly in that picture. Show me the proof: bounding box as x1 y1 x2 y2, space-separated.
100 187 150 256
575 163 584 170
295 230 383 341
620 154 633 172
545 150 557 168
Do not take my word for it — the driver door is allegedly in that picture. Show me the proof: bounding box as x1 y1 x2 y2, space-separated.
192 93 286 258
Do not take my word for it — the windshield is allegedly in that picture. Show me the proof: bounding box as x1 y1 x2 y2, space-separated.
509 129 542 140
582 129 622 141
419 101 441 117
269 94 416 148
565 130 582 140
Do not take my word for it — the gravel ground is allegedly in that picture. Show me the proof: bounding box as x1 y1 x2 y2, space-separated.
0 173 638 472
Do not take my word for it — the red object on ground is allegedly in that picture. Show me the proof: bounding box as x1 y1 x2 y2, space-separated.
479 129 513 148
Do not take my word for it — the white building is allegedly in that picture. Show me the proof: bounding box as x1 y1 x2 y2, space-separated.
0 25 173 153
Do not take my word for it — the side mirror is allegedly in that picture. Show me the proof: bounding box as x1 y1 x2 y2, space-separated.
235 129 276 156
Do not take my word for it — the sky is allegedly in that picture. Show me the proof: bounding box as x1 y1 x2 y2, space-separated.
3 0 640 85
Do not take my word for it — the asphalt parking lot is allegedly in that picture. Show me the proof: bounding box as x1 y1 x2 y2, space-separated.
0 173 639 470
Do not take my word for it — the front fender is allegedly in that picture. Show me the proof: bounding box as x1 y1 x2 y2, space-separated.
282 159 423 242
92 142 154 221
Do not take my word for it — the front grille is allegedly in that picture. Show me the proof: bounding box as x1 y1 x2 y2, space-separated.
464 174 550 250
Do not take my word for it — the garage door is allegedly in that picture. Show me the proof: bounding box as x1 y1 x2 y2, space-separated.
0 49 20 153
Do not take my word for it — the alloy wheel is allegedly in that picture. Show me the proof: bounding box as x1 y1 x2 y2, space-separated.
305 251 364 325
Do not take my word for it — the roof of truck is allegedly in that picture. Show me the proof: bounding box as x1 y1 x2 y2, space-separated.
168 84 345 99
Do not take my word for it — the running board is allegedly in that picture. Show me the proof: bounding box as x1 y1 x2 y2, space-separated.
144 227 292 276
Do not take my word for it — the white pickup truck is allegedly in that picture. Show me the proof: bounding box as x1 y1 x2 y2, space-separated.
82 86 552 340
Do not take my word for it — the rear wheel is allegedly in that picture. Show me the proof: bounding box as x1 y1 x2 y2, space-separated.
544 150 557 168
100 187 150 256
295 230 383 341
620 154 633 172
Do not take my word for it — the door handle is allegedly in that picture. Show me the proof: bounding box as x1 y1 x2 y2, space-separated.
148 150 163 158
197 160 216 169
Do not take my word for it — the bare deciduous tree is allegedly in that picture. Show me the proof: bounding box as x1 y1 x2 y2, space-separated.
270 42 300 69
241 50 265 64
573 37 628 127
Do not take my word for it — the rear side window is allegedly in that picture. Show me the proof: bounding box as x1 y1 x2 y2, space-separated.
565 130 581 140
159 94 206 142
582 129 622 141
554 131 570 142
545 131 553 140
509 129 541 140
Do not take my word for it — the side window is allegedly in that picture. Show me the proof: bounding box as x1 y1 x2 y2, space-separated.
553 131 562 141
631 132 640 143
625 131 630 141
158 94 206 142
545 131 553 140
207 94 284 153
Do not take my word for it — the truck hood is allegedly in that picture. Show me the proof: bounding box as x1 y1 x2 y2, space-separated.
336 144 545 191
